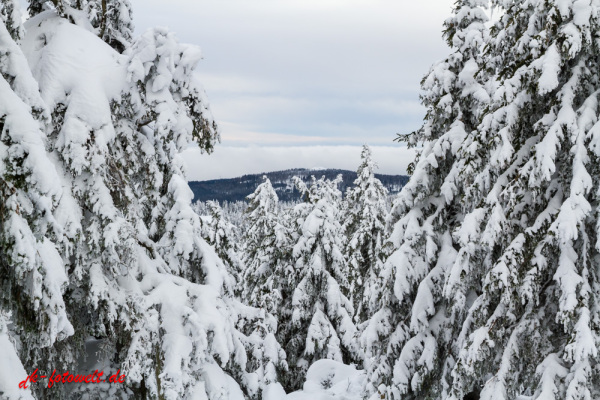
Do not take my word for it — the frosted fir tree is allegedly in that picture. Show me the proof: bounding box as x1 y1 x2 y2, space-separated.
365 0 600 398
342 145 389 324
242 177 292 317
360 0 492 399
0 4 285 399
201 200 244 290
122 26 221 285
0 4 81 388
279 175 359 391
222 200 250 233
21 11 144 398
441 0 600 398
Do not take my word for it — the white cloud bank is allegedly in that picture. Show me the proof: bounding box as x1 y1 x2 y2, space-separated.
182 145 417 181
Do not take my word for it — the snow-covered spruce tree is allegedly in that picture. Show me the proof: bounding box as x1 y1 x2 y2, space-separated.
443 0 600 398
279 175 359 391
7 6 284 399
0 4 82 389
366 0 600 398
242 176 292 318
342 145 389 324
238 177 295 389
220 200 250 233
201 200 244 291
360 1 492 399
21 11 144 398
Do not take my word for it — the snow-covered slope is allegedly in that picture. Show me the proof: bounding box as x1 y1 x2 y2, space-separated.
189 168 408 203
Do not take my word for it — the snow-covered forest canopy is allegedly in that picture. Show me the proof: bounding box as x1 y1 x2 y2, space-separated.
2 0 600 399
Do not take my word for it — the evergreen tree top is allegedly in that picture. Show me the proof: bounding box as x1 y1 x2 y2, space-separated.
246 176 279 216
294 174 342 205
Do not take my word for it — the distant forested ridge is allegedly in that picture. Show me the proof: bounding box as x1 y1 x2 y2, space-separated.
189 168 409 202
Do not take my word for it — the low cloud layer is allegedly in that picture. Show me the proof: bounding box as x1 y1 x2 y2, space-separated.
182 145 417 181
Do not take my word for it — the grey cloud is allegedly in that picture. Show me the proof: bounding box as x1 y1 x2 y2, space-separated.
130 0 454 147
182 145 417 181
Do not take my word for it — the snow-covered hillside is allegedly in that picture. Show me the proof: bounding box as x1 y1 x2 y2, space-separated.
189 168 408 203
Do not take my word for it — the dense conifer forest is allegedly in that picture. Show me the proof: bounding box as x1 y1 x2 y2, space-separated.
2 0 600 399
189 168 408 203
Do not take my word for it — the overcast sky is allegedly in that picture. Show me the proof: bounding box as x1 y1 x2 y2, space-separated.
129 0 455 179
